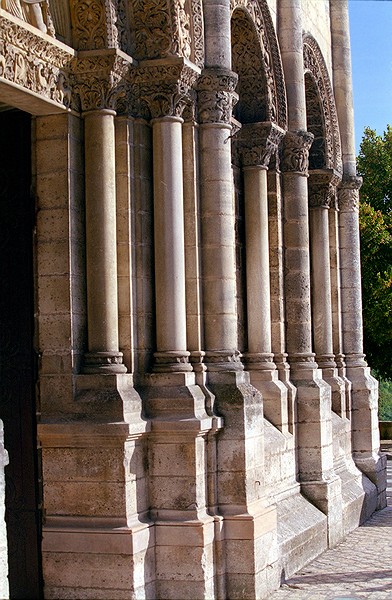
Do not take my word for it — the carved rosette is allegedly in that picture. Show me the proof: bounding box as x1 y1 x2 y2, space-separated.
308 169 341 209
303 35 343 175
338 175 362 213
71 50 134 112
131 59 199 120
282 130 314 174
0 12 74 108
236 121 285 168
197 68 238 125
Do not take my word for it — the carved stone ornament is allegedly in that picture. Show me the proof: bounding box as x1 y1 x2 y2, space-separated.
1 0 55 35
308 169 341 209
282 130 314 174
0 10 74 108
130 57 199 120
204 350 244 372
71 49 134 112
338 175 363 212
236 121 285 168
303 34 343 174
230 0 287 129
153 351 192 373
197 68 238 124
69 0 117 50
128 0 204 68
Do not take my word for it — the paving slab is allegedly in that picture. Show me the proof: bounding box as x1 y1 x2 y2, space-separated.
269 457 392 600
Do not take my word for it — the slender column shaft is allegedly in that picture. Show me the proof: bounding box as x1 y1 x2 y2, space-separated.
84 110 126 372
203 0 231 69
310 206 333 356
152 116 190 368
244 165 271 354
200 122 239 358
330 0 356 177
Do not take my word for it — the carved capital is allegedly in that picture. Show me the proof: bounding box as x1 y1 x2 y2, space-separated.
197 68 238 124
236 121 285 168
71 49 134 112
338 175 362 212
131 58 199 119
308 169 341 209
282 130 314 174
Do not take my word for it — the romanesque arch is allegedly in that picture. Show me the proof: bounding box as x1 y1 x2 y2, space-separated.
230 0 287 129
303 33 342 173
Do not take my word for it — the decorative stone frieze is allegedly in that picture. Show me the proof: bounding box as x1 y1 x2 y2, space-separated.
282 129 314 174
197 68 238 124
128 0 204 67
308 169 341 209
0 10 74 108
237 121 285 168
338 175 362 212
303 34 343 175
131 58 199 119
70 49 134 112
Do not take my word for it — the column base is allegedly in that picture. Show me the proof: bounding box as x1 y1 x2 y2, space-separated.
346 358 387 509
42 518 154 600
301 477 343 547
140 371 218 599
317 359 346 417
82 351 127 374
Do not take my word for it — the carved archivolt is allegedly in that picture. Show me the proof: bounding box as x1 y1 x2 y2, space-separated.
230 0 287 129
128 0 204 68
303 34 342 174
0 11 74 107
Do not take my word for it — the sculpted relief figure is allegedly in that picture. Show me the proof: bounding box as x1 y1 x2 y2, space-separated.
1 0 55 35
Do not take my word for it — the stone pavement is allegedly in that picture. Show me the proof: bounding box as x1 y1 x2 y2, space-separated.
269 450 392 600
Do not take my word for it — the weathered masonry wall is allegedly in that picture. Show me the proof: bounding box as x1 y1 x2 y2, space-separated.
0 1 386 599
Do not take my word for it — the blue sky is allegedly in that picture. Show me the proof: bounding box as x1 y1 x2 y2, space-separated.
349 0 392 153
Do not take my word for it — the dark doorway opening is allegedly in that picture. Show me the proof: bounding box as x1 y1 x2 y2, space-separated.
0 109 42 598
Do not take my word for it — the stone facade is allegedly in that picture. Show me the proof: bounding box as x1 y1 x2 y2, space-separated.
0 1 386 599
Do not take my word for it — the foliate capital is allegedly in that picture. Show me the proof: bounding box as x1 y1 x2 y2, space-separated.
71 50 134 113
131 58 200 119
236 122 285 168
308 169 341 209
338 175 363 212
197 68 238 124
281 130 314 174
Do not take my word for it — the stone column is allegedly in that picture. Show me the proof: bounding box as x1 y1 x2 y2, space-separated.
279 0 342 547
83 109 127 374
197 60 279 600
331 0 386 508
338 178 386 506
38 57 152 599
237 122 289 432
137 60 216 600
308 170 346 416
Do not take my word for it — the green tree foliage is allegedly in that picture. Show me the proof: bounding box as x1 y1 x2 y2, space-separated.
357 126 392 379
378 377 392 421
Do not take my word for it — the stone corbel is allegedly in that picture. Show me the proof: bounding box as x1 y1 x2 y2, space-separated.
308 168 341 209
197 67 238 124
338 175 362 212
71 49 134 113
236 121 285 169
281 129 314 174
131 57 200 120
